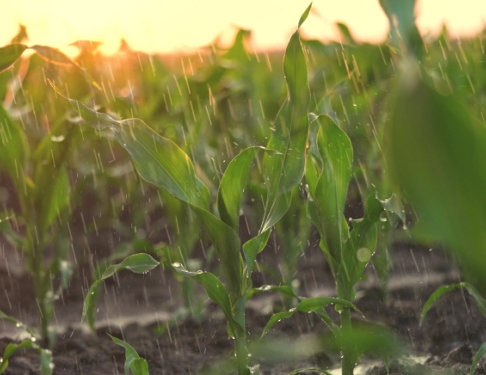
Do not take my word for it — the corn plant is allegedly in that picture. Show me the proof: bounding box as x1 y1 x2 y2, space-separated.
0 40 101 349
261 113 401 375
62 5 338 374
0 311 53 374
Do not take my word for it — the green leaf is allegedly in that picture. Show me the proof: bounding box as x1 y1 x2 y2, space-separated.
30 45 74 66
63 92 244 303
62 96 209 208
31 46 101 89
242 230 271 274
262 297 357 338
378 0 422 55
470 342 486 375
0 103 29 195
378 193 406 223
307 115 353 277
246 284 299 301
103 253 160 277
38 166 71 231
386 70 486 294
298 3 313 28
170 262 243 335
218 147 260 231
0 338 53 375
0 44 27 73
420 282 486 326
261 26 310 233
338 194 382 300
109 335 149 375
82 254 159 329
0 310 36 338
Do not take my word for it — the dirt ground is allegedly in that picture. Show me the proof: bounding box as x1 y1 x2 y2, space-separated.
1 228 486 374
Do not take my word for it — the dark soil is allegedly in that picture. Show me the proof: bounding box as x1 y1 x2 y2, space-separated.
1 234 486 374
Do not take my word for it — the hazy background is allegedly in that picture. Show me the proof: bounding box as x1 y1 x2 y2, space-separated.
1 0 485 55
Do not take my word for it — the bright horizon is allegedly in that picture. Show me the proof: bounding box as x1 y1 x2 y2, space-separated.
1 0 485 56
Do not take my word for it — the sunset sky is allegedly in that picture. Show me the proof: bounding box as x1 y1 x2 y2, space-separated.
1 0 485 55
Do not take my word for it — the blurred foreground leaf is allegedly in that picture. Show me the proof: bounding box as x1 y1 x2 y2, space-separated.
386 64 486 294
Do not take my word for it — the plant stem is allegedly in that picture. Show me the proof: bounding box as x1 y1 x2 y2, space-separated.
341 306 354 375
235 334 248 375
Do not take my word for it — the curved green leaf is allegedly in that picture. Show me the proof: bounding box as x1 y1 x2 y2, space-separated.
170 263 243 335
0 44 27 73
63 97 209 209
420 283 464 326
218 147 260 231
243 230 271 274
109 335 149 375
246 284 299 301
82 254 159 329
0 338 53 375
63 94 244 302
262 296 357 338
421 282 486 327
470 342 486 375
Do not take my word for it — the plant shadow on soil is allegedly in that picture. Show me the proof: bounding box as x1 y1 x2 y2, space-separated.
1 228 486 374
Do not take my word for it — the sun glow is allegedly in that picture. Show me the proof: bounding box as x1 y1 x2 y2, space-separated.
1 0 485 55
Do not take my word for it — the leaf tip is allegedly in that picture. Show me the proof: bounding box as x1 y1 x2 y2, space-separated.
298 3 313 28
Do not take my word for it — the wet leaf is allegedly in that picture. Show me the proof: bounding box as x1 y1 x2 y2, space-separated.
109 335 149 375
0 103 29 194
218 146 260 231
261 296 357 338
170 262 243 335
260 24 310 232
471 342 486 375
0 44 27 73
307 115 353 277
82 254 159 329
420 282 486 326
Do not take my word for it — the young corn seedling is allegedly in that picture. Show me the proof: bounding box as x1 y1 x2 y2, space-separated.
64 5 317 374
0 311 54 374
261 114 401 375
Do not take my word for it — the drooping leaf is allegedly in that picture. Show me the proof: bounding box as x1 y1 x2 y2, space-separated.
261 296 358 338
31 46 101 89
0 44 27 73
64 94 244 302
0 338 53 375
420 282 486 326
246 284 299 301
170 262 243 335
82 254 159 329
109 335 149 375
